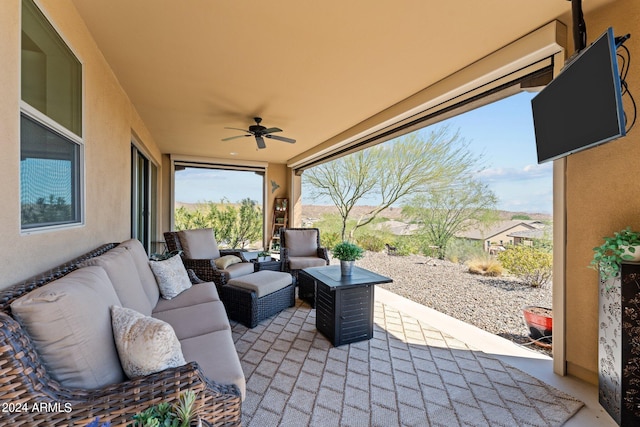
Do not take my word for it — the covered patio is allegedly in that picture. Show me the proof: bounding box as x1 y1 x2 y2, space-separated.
231 289 609 426
2 0 639 425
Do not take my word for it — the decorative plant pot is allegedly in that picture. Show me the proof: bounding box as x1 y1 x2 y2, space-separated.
340 260 355 276
599 263 640 425
257 256 272 262
522 306 552 347
621 245 640 262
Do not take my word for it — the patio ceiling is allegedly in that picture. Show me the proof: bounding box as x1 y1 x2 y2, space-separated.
70 0 615 164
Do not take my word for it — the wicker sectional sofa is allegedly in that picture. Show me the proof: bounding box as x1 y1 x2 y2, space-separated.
0 240 243 426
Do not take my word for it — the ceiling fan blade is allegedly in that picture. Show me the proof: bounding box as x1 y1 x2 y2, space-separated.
266 134 296 144
261 127 283 134
255 135 266 149
224 127 253 133
221 134 251 141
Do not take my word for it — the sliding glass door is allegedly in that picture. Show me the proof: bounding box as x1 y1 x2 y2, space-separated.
131 144 157 253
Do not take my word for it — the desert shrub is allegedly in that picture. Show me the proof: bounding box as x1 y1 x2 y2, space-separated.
497 245 552 287
390 235 420 256
174 198 262 249
320 231 341 249
444 238 485 264
467 256 503 277
356 233 386 252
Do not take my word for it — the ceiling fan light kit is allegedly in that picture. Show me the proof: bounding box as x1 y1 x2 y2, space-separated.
222 117 296 149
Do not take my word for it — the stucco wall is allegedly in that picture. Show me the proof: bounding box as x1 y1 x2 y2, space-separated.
0 0 162 288
565 0 640 383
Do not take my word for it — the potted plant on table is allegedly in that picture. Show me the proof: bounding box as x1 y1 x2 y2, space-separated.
257 251 272 262
589 226 640 281
332 241 364 276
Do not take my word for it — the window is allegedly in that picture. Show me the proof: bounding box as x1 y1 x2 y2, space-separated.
20 0 83 231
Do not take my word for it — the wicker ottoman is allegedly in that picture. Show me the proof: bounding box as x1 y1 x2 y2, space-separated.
222 270 295 328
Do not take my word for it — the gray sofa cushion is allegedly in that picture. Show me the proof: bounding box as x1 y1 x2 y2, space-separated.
10 266 126 389
227 270 292 298
80 246 153 316
152 282 220 313
153 300 230 340
180 330 246 400
177 228 220 259
118 239 160 307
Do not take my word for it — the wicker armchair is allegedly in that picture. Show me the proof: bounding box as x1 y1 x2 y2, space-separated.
279 228 330 280
0 243 241 427
164 229 254 290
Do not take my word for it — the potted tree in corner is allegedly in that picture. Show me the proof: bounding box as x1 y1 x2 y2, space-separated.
332 241 364 276
590 226 640 425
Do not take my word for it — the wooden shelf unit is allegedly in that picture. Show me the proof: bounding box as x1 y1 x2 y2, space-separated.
269 198 288 253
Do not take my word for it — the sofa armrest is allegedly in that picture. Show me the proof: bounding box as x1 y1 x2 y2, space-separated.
181 258 227 285
220 249 250 262
0 312 241 427
186 269 206 284
317 247 330 264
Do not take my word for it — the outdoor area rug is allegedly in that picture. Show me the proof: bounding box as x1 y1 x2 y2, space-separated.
230 300 583 427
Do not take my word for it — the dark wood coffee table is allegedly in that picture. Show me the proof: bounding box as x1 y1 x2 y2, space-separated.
300 266 392 346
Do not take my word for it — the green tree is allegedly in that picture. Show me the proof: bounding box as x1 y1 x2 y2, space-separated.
304 126 478 240
402 179 499 259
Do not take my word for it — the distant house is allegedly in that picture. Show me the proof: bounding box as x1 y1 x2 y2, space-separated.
456 220 545 252
508 226 552 246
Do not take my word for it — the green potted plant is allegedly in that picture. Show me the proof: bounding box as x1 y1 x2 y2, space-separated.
332 241 364 276
131 390 204 427
257 251 271 262
589 226 640 281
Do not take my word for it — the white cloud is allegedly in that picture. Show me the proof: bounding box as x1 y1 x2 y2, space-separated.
476 162 552 183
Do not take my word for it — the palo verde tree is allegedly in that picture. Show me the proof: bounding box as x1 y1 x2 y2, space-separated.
304 126 480 240
402 178 499 259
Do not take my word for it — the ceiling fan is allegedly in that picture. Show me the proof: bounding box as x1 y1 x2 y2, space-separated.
222 117 296 149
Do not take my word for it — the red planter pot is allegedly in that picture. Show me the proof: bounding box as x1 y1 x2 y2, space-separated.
523 306 552 346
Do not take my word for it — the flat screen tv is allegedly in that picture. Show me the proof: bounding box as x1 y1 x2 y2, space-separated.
532 27 626 164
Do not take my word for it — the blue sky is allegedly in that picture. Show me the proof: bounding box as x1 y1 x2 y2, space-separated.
176 91 553 214
438 91 553 214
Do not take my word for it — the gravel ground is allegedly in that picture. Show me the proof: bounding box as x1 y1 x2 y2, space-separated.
338 251 553 356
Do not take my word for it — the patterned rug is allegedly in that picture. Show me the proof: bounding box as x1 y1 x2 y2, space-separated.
230 300 583 427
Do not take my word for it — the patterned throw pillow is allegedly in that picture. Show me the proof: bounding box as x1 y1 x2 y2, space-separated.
214 255 242 270
148 254 192 299
110 306 186 378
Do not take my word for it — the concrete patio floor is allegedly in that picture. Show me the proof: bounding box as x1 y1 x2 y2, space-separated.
375 288 616 427
229 287 617 426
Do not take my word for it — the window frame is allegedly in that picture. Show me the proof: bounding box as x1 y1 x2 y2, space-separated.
19 0 85 234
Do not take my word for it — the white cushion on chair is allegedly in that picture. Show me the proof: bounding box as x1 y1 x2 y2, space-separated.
177 228 221 259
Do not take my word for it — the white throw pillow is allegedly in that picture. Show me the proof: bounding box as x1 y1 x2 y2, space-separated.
148 254 192 299
111 306 186 378
215 255 242 270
